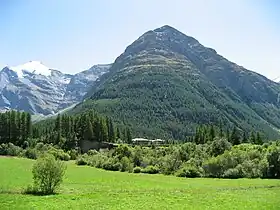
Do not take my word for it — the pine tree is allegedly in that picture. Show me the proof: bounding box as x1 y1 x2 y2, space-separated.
0 114 7 144
108 118 116 142
219 121 224 137
256 132 263 145
83 118 94 141
194 126 200 144
100 119 108 142
54 114 62 145
26 112 32 138
210 125 215 141
250 132 256 144
10 110 18 144
230 127 240 145
116 127 121 140
226 128 230 141
242 131 248 143
126 128 132 144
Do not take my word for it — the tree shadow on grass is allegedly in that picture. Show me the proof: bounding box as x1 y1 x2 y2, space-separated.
23 186 58 196
0 188 58 196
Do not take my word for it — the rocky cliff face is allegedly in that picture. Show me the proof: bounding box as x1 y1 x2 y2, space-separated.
0 61 110 115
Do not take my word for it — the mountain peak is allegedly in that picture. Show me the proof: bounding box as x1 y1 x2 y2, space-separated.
154 25 178 33
9 61 51 78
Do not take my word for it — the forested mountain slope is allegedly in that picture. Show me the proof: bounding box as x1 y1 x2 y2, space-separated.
71 25 280 140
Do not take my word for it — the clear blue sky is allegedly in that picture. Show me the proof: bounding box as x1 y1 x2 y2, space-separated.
0 0 279 79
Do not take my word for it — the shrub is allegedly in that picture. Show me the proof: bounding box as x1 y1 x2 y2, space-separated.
48 148 70 161
133 166 142 173
86 153 108 168
223 168 242 179
210 138 232 157
76 155 88 165
24 148 38 159
132 146 143 167
120 157 133 172
160 151 183 175
0 144 7 155
175 165 202 178
87 150 98 156
141 166 159 174
102 158 121 171
35 142 48 152
0 143 23 156
113 145 132 159
22 141 29 149
266 145 280 178
68 149 79 160
31 154 66 195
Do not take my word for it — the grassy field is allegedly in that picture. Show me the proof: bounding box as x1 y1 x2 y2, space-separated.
0 157 280 210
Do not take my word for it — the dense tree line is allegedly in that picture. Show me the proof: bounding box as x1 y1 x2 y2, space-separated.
188 124 263 145
0 110 132 150
0 110 32 146
33 111 132 150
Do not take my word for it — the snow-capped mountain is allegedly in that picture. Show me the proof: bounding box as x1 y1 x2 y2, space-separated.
0 61 111 115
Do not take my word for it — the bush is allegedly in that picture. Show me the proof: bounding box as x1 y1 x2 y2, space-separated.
210 138 232 157
87 149 98 156
87 153 108 168
266 145 280 178
35 143 48 152
175 165 202 178
22 141 29 149
223 168 242 179
160 150 183 175
0 143 22 156
24 148 38 159
141 166 160 174
133 166 142 173
120 157 133 172
31 154 66 195
102 158 122 171
48 148 70 161
76 155 88 165
68 149 79 160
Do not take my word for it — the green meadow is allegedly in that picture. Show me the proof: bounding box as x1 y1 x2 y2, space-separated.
0 157 279 210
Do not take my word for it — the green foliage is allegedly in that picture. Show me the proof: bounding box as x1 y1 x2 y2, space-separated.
210 137 232 157
24 148 38 159
141 166 160 174
120 157 133 172
74 141 280 179
48 148 71 161
33 111 129 149
76 155 88 166
31 154 66 195
102 158 122 171
0 111 32 146
266 144 280 178
175 165 202 178
68 149 79 160
0 143 23 156
133 166 142 173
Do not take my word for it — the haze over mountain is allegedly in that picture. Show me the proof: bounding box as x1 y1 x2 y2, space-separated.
0 61 110 115
72 25 280 140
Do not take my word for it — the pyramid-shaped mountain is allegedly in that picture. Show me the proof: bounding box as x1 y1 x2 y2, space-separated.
72 25 280 140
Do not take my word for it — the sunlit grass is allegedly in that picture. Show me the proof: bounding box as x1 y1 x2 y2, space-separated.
0 157 279 209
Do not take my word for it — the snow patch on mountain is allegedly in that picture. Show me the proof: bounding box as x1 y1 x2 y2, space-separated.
10 61 51 78
0 62 111 115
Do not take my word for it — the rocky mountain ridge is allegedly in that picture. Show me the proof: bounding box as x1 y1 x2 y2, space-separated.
0 61 111 115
